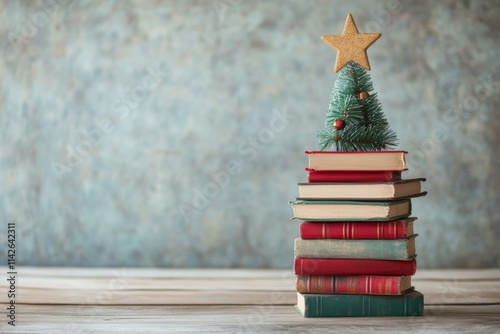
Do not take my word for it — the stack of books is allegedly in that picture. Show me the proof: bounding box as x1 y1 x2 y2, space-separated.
290 151 426 317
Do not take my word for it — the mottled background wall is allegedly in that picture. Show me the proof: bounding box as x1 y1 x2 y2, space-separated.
1 0 499 268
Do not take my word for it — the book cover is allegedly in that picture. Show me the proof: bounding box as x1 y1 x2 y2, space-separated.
294 237 417 260
295 290 424 317
296 275 413 295
294 258 417 276
300 219 415 240
297 178 426 200
305 150 407 171
306 169 403 183
290 199 412 221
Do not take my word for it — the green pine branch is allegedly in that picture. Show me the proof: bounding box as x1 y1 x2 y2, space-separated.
317 61 398 151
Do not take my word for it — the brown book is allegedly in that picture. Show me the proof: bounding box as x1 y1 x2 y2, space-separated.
296 275 413 295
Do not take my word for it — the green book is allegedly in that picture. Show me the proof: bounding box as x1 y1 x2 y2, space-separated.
290 199 411 221
295 291 424 317
294 236 417 260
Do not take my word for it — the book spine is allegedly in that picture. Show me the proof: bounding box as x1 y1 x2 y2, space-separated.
300 221 409 240
307 171 401 183
296 275 406 295
299 291 424 317
294 258 417 276
294 238 414 260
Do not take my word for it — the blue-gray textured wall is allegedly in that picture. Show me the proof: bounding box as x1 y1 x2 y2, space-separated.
1 0 499 268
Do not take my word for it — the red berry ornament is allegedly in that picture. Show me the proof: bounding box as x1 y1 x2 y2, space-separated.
333 119 345 130
358 91 370 99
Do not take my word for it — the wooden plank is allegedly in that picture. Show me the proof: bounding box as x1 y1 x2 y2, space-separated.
16 267 500 280
12 289 296 305
417 281 500 305
413 268 500 281
6 277 296 291
3 284 499 306
8 275 500 294
3 304 499 334
16 267 294 279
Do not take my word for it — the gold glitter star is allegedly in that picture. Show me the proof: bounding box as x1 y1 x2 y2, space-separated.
322 14 381 72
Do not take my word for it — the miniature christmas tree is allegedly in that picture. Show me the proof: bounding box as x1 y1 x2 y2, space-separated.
317 14 398 151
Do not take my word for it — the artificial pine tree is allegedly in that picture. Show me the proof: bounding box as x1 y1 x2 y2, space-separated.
317 14 398 152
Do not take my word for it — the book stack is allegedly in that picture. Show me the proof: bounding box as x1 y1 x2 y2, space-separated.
290 151 426 317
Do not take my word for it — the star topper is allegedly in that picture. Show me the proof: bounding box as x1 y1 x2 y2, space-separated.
322 14 381 72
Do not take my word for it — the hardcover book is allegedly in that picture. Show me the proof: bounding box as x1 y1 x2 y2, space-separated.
295 290 424 317
294 258 417 276
296 275 413 295
297 178 425 200
290 199 411 221
294 237 417 260
306 151 407 171
300 219 415 240
306 169 403 183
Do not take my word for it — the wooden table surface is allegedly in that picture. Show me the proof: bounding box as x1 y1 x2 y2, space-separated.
0 267 499 333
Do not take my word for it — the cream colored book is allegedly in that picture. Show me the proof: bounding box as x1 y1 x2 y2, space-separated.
290 199 411 221
297 178 425 200
306 151 406 171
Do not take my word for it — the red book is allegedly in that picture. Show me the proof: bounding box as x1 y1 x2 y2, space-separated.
306 169 403 183
294 258 417 276
296 275 413 295
299 219 415 240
